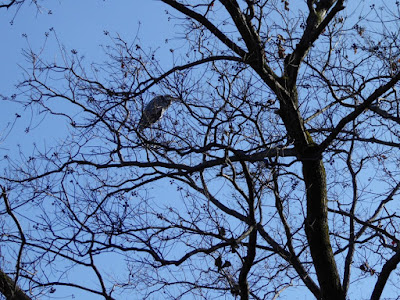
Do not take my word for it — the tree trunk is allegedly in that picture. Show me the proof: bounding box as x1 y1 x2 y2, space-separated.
0 270 31 300
302 151 345 300
271 80 345 300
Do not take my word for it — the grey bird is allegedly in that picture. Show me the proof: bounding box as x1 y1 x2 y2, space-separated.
138 95 179 130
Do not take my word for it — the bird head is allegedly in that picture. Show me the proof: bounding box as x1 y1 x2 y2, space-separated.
161 95 180 107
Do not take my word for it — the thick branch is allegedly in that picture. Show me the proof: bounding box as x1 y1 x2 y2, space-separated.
369 104 400 124
0 269 31 300
133 55 244 97
329 208 399 249
285 0 345 86
320 70 400 151
272 172 322 299
370 248 400 300
1 186 27 300
1 146 298 184
303 155 344 300
342 141 358 295
237 161 256 300
219 0 262 55
257 225 321 298
0 0 17 9
161 0 247 57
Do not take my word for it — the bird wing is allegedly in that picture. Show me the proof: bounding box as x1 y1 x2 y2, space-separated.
138 102 164 130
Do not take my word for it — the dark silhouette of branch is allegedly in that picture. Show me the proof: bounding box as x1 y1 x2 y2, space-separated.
371 248 400 300
0 269 31 300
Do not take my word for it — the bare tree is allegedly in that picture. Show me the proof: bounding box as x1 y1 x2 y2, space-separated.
2 1 400 299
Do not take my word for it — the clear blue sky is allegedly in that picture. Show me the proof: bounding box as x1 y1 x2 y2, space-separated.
0 1 398 299
1 0 175 155
0 2 182 299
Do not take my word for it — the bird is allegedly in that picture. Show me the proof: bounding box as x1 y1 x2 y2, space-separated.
138 95 179 130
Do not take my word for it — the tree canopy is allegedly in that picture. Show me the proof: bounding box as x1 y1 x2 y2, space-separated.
1 1 400 299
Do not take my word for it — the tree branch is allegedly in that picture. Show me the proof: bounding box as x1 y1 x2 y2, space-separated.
320 70 400 151
1 186 28 300
257 225 321 298
219 0 262 54
160 0 247 57
370 247 400 300
0 269 31 300
285 0 345 87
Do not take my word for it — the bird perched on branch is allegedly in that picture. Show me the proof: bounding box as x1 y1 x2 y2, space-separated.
138 95 179 130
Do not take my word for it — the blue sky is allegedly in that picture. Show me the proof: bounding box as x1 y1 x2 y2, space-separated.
0 1 399 299
0 2 181 299
1 0 175 155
